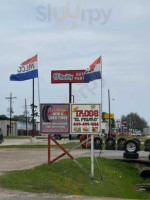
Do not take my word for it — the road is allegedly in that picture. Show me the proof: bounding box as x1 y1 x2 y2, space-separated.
1 138 75 146
0 187 131 200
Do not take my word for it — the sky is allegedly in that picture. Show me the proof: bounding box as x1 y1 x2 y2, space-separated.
0 0 150 124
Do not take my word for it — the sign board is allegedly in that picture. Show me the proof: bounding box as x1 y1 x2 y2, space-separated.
40 104 70 133
51 70 86 84
104 113 114 119
71 104 101 134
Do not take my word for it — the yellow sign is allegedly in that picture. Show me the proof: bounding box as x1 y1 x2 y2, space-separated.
105 113 114 119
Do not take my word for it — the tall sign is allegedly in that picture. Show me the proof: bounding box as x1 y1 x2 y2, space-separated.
40 104 70 133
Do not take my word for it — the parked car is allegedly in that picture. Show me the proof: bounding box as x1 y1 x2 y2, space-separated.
132 131 141 137
135 131 141 137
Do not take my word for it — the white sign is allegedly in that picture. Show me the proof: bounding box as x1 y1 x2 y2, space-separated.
71 104 101 134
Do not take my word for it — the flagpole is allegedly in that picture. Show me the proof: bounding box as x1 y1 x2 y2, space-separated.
32 78 35 137
101 56 103 135
37 54 41 114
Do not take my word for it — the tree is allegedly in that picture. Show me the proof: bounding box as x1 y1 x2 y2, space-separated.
121 112 148 132
0 114 7 119
13 115 31 122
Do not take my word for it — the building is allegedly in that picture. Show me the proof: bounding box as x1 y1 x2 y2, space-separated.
0 118 17 136
115 119 121 132
101 121 109 134
143 128 150 135
0 118 39 136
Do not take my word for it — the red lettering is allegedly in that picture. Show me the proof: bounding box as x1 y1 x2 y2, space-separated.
76 110 99 117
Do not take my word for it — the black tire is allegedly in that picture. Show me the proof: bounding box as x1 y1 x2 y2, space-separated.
117 138 127 150
42 105 53 122
133 138 141 151
144 139 150 152
54 135 61 140
42 106 49 122
123 152 139 159
94 137 103 150
133 138 141 146
124 139 139 153
105 137 116 147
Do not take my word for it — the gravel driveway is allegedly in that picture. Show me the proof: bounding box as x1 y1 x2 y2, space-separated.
0 148 149 171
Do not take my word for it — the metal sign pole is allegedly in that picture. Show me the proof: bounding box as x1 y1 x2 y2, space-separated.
91 134 94 179
32 78 35 137
69 83 72 140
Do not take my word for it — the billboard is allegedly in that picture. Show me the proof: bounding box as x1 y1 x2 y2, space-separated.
71 104 101 134
51 70 86 83
40 104 70 133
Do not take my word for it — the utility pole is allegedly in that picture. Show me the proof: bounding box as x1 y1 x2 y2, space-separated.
25 98 28 136
5 93 17 135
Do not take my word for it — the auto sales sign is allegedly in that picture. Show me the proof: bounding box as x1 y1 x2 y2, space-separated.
71 104 101 134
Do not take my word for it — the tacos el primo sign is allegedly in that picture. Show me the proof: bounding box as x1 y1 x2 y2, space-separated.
71 104 101 134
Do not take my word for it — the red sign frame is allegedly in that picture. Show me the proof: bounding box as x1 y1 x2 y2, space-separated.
51 70 86 84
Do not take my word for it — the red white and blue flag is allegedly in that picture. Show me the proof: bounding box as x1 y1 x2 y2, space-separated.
10 55 38 81
84 56 102 82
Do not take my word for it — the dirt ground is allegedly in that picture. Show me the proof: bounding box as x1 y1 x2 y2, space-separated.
0 187 130 200
0 148 149 172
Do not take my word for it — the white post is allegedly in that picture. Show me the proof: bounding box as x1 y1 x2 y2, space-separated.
91 134 94 179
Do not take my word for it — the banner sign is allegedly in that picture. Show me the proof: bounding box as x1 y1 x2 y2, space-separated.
51 70 86 83
71 104 101 134
40 104 70 133
10 55 38 81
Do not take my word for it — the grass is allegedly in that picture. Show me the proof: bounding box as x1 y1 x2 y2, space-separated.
1 135 147 150
4 136 31 139
0 142 80 149
0 158 149 199
3 136 47 139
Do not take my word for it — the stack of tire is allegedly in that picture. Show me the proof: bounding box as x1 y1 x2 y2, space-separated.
123 139 140 159
144 139 150 160
117 138 127 150
105 137 116 150
144 139 150 152
94 137 103 150
80 135 103 150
